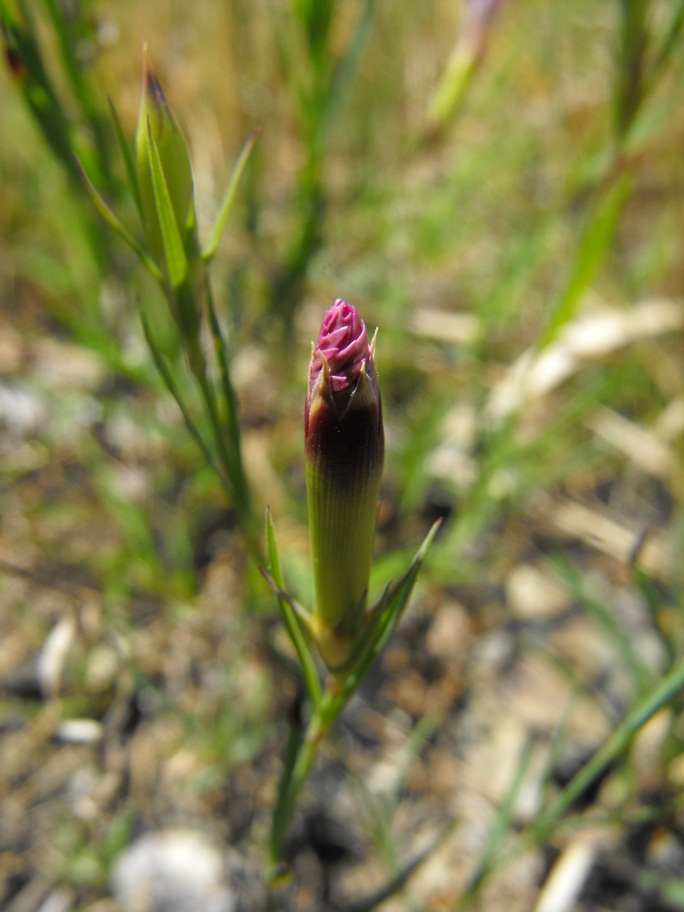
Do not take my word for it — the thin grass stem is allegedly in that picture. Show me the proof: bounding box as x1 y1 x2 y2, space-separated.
141 309 231 499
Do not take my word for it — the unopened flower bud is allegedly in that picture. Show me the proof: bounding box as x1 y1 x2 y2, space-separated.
305 299 384 670
135 49 194 268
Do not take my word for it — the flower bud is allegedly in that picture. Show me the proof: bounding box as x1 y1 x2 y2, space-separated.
305 299 384 670
135 49 194 268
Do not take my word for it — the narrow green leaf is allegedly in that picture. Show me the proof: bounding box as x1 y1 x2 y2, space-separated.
75 157 163 281
341 519 441 699
265 509 322 707
346 819 457 912
372 519 441 651
202 128 260 263
108 96 143 219
146 119 188 290
265 507 285 588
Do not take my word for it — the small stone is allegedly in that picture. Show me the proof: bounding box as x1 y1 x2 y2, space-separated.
507 564 571 620
56 719 103 745
37 615 76 698
110 830 237 912
425 599 472 660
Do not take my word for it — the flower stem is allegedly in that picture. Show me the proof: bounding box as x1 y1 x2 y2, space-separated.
268 680 346 883
191 353 260 560
204 277 255 539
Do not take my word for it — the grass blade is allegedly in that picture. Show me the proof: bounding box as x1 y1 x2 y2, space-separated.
540 174 634 349
551 555 656 699
525 655 684 850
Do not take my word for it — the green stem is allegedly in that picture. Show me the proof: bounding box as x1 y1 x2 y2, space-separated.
193 363 255 546
141 309 231 497
204 278 255 535
266 523 439 886
268 681 345 882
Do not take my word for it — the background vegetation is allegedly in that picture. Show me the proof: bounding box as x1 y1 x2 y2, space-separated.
1 1 684 910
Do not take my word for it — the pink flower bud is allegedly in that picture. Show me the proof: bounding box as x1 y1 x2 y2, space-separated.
305 300 384 670
309 300 373 392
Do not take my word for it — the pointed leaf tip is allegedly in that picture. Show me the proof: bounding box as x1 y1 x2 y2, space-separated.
202 128 260 262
